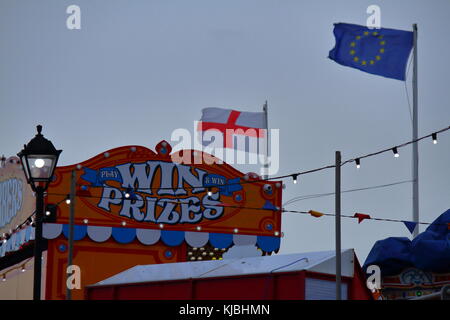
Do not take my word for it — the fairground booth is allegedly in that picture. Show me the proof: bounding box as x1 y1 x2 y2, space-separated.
364 209 450 300
0 140 371 300
0 140 282 300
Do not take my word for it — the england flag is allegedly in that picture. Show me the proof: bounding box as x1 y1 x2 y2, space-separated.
197 107 268 159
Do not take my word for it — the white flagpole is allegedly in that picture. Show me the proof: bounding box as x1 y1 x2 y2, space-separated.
263 100 269 179
412 24 419 237
335 151 342 300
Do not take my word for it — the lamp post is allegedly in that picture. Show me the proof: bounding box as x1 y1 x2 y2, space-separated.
18 125 62 300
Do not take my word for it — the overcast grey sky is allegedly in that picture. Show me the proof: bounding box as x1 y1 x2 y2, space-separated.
1 0 449 263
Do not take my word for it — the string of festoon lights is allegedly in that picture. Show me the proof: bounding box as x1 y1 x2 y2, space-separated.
38 125 449 231
45 192 449 231
1 188 446 266
0 257 33 283
0 195 70 283
64 126 450 191
0 196 68 244
0 213 35 245
71 125 449 191
341 126 446 168
1 126 448 244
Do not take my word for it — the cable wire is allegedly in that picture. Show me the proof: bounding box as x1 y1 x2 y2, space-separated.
283 179 413 206
44 191 445 227
67 125 450 192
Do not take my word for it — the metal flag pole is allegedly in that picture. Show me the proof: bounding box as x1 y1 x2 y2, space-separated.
412 24 419 237
263 100 269 180
66 170 76 300
335 151 342 300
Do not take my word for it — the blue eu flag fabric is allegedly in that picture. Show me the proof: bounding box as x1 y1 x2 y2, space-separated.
329 23 413 80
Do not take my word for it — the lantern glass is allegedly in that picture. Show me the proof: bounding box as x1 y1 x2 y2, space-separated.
25 155 57 181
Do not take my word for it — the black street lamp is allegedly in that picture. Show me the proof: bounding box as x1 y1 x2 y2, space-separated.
18 125 62 300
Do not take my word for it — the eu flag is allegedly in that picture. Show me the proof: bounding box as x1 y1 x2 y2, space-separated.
329 23 413 80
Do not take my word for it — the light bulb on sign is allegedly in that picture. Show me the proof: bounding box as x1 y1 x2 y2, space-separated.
34 159 45 168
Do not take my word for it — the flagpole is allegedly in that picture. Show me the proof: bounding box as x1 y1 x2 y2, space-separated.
263 100 269 180
412 24 419 237
335 151 342 300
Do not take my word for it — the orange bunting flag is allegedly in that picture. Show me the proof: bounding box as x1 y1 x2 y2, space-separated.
309 210 324 218
447 223 450 230
354 213 371 223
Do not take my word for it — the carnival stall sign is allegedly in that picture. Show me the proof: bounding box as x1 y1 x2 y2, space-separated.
43 140 282 299
0 157 37 299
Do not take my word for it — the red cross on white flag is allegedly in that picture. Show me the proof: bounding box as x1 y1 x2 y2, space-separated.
197 107 267 150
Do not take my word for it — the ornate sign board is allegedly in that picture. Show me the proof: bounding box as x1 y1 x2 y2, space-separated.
0 158 34 236
381 268 450 300
47 141 282 237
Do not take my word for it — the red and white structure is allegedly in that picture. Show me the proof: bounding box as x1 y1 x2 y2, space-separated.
86 249 372 300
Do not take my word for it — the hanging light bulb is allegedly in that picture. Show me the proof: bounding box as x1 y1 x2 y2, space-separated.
65 195 71 205
21 265 26 273
432 133 437 144
124 192 130 199
392 147 399 158
207 188 212 197
292 174 298 184
355 158 361 169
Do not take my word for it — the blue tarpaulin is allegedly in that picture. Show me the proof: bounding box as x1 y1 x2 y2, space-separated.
364 209 450 276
